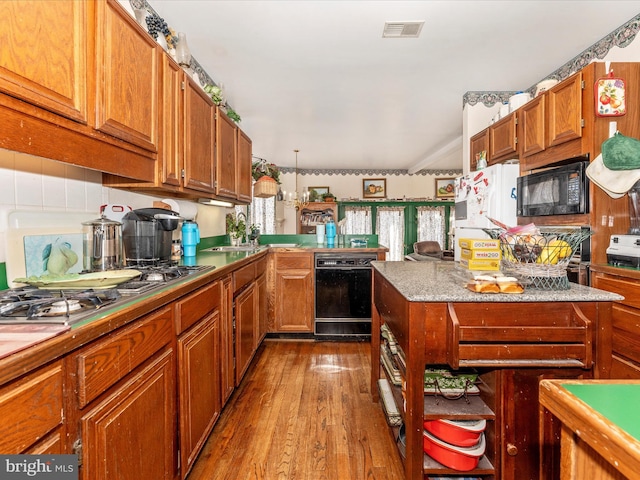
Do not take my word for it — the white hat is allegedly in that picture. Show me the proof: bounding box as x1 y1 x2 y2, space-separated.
586 153 640 199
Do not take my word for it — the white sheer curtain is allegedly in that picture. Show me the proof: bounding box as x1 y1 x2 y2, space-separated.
376 206 405 261
249 197 276 234
343 206 372 234
417 205 447 249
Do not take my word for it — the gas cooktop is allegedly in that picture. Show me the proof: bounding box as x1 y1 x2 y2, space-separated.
1 264 214 326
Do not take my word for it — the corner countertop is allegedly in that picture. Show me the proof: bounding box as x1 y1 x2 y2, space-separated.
372 260 624 303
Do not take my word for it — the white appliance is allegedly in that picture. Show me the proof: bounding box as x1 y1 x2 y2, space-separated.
453 163 520 261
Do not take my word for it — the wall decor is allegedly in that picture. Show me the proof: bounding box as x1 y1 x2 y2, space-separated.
435 177 456 198
309 186 329 196
363 178 386 198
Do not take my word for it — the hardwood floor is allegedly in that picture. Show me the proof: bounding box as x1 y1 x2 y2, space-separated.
187 339 405 480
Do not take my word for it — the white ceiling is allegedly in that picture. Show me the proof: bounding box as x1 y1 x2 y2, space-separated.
147 1 640 172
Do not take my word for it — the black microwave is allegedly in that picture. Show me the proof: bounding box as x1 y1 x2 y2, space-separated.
517 159 590 217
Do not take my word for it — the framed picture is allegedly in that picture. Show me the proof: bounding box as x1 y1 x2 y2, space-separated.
363 178 386 198
309 186 329 196
435 177 456 198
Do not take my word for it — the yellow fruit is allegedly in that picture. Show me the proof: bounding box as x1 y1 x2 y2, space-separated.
549 239 571 258
536 246 559 265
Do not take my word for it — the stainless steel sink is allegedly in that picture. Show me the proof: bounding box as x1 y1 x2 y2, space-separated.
204 245 260 252
263 243 300 248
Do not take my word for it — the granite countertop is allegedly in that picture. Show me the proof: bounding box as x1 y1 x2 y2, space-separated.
372 260 624 303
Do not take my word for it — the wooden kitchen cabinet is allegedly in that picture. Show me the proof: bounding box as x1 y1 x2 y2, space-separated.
220 276 235 404
255 256 268 345
0 361 64 454
175 281 223 479
236 128 253 204
591 266 640 378
489 112 518 163
70 306 176 480
518 94 545 157
272 252 314 332
215 108 239 200
0 0 88 123
94 0 158 152
469 128 489 171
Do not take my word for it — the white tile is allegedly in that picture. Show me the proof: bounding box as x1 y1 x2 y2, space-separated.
15 170 43 206
0 169 16 206
43 175 67 209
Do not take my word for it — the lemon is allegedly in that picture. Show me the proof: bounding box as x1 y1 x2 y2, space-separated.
536 246 559 264
549 239 571 258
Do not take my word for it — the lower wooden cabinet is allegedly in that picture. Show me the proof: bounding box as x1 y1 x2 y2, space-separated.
273 252 314 332
177 310 220 478
235 283 257 385
0 361 64 453
591 266 640 378
220 276 235 404
71 307 176 480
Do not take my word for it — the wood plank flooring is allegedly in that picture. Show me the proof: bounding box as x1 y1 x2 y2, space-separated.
187 339 405 480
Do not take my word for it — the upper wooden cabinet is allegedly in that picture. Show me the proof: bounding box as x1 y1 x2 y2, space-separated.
469 129 489 171
236 128 253 204
489 112 518 163
215 109 238 199
546 71 583 148
0 0 88 123
94 0 158 152
183 76 216 193
519 94 545 157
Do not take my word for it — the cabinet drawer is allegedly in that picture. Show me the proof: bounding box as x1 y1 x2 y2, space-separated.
0 361 63 453
176 281 221 334
592 275 640 309
446 302 593 368
76 306 172 407
233 263 256 293
275 252 312 270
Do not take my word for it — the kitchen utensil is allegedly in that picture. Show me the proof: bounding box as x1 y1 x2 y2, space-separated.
181 220 200 257
422 430 486 471
14 269 142 289
122 208 181 266
325 220 336 246
316 224 325 244
535 79 558 97
508 91 531 112
100 204 132 223
423 419 487 447
82 215 123 272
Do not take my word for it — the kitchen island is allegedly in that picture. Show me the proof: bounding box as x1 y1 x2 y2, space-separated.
371 260 622 480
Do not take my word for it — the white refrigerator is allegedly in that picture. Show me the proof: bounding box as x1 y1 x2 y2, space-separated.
453 163 520 261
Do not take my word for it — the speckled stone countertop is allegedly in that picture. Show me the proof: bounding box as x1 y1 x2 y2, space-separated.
372 261 624 303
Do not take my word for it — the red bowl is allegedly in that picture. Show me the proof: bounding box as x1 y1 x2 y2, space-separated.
423 419 486 447
423 430 486 471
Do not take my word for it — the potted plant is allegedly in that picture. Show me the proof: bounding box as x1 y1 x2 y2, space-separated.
322 192 336 202
226 213 246 245
252 161 281 198
203 84 224 105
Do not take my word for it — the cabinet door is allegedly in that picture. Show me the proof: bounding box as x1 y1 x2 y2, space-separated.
94 0 158 151
184 77 215 193
220 277 235 403
519 94 546 157
178 312 220 478
215 108 238 199
469 128 489 171
235 284 256 385
489 113 518 162
236 128 253 204
547 71 583 147
81 349 176 480
274 266 313 332
256 271 267 345
0 361 63 453
159 55 183 188
0 0 88 123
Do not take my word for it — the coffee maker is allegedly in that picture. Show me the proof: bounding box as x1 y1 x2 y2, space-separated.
122 208 181 266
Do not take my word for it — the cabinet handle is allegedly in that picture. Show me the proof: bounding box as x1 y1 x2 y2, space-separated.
506 443 518 456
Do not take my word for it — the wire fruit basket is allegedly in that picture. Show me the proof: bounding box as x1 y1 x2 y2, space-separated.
482 227 593 290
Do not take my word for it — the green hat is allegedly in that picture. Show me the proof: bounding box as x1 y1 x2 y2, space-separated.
602 132 640 170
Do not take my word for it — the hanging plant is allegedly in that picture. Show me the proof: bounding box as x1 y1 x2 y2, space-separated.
251 161 281 184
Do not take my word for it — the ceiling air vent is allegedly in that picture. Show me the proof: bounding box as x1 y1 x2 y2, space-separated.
382 21 424 38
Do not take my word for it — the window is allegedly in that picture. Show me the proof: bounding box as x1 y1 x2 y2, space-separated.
343 206 372 234
417 205 447 249
376 206 405 261
249 196 276 234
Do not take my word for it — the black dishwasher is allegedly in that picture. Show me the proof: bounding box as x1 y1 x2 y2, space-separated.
314 252 376 339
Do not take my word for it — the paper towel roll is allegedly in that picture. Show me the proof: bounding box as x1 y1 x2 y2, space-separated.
316 224 325 244
162 199 198 220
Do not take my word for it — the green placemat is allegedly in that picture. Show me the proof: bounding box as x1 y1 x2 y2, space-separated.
563 384 640 441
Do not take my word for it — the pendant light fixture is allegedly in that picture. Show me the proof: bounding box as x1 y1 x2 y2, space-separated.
282 149 309 210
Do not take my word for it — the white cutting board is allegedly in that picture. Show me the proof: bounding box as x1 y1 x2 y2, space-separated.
6 211 97 288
